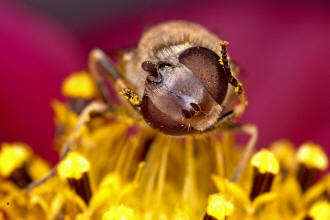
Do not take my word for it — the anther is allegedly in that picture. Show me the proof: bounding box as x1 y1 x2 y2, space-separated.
0 143 33 188
303 201 330 220
103 205 134 220
250 149 279 201
203 193 234 220
58 152 92 204
62 72 96 99
61 72 96 114
296 142 328 193
269 140 295 178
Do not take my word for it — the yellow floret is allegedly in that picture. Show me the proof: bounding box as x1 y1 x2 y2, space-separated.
58 152 90 180
102 205 134 220
308 201 330 220
297 142 328 170
206 194 234 220
61 72 95 99
0 143 30 177
251 149 279 174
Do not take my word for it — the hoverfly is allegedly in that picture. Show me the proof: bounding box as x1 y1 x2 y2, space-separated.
28 20 257 190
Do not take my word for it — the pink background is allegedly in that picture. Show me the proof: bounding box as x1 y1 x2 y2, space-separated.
0 1 329 164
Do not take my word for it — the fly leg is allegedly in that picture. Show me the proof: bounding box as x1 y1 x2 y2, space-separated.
214 112 258 182
26 102 108 191
227 124 258 182
88 49 142 110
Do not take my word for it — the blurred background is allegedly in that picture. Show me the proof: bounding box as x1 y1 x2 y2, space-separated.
0 0 330 164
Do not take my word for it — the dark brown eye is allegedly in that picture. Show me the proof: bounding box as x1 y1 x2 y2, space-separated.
179 47 229 105
140 96 191 135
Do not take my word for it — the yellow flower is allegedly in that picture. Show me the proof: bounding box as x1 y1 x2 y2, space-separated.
2 71 330 220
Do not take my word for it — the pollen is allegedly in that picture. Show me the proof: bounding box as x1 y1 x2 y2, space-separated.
58 152 90 180
120 88 142 106
308 201 330 220
251 149 279 174
102 205 135 220
206 194 234 220
297 142 328 170
61 71 96 99
219 41 229 46
0 143 30 177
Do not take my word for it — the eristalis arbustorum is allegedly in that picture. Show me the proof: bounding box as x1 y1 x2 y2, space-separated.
28 20 257 190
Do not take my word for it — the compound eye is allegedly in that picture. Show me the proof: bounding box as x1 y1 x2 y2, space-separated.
179 47 229 105
141 95 190 135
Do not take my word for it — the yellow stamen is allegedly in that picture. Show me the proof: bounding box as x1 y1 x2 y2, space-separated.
269 140 295 169
27 157 51 180
102 205 135 220
0 143 30 177
206 194 234 220
58 152 90 180
251 149 279 174
308 201 330 220
174 209 190 220
297 142 328 170
61 71 95 99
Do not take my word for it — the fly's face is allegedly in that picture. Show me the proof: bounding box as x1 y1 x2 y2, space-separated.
140 45 231 135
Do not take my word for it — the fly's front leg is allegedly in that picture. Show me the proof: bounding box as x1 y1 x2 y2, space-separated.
26 101 108 191
214 108 258 182
88 49 142 110
228 124 258 182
